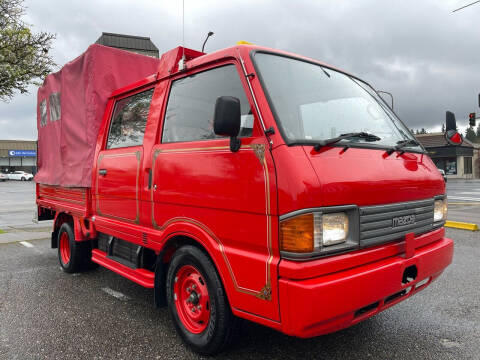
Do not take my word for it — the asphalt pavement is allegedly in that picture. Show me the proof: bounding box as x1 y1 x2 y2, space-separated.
446 179 480 225
446 179 480 203
0 180 479 359
0 180 52 244
1 229 478 359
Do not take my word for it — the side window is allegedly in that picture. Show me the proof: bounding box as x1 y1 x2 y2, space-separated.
39 99 47 127
49 93 61 122
106 88 154 149
162 65 253 143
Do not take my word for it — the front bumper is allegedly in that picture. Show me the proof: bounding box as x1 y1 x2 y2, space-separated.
278 234 453 338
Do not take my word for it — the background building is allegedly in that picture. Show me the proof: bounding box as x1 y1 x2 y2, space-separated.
0 140 37 174
95 32 159 58
416 133 479 179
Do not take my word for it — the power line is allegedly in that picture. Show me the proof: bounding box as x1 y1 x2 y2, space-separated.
452 0 480 13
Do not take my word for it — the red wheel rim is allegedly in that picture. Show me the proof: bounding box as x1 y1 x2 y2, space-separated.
59 232 71 265
173 265 211 334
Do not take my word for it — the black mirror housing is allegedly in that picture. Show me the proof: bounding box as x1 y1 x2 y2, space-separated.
214 96 241 151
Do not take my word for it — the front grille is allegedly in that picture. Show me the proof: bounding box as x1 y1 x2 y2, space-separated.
359 199 436 247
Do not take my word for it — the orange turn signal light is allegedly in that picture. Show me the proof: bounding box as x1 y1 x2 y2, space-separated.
280 213 314 253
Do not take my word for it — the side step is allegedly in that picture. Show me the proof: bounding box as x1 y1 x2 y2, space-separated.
91 249 154 288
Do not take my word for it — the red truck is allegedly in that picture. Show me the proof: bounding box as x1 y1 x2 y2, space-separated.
36 43 453 355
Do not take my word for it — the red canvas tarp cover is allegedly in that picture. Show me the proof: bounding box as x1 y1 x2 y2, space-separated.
35 44 160 187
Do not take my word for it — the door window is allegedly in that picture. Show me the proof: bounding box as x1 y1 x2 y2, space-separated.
162 65 253 143
106 88 154 149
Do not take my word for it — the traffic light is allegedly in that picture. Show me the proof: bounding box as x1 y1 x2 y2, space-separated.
469 112 476 126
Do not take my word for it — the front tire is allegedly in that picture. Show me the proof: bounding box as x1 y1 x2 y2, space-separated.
166 245 237 355
57 223 95 273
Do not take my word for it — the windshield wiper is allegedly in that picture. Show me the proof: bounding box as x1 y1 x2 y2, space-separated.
312 132 381 151
385 139 420 155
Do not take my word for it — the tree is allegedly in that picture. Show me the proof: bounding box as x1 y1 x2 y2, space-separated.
441 123 445 133
476 125 480 139
465 126 476 142
419 128 427 134
0 0 55 101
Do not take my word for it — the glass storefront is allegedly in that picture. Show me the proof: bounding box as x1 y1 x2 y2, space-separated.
445 158 457 175
434 157 457 175
0 157 37 174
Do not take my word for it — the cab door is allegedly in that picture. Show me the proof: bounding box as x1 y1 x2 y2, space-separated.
148 63 280 321
96 88 154 223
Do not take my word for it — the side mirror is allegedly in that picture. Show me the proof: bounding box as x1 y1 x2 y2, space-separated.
214 96 241 152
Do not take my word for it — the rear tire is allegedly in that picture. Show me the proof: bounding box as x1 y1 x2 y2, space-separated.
57 223 96 273
166 245 237 355
21 177 25 181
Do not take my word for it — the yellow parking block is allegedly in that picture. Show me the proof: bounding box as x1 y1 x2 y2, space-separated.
445 220 479 231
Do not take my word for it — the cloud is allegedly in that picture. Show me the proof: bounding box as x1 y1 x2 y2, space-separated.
1 0 479 139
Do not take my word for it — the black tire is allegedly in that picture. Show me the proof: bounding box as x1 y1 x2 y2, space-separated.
57 222 96 273
21 177 25 181
166 245 237 355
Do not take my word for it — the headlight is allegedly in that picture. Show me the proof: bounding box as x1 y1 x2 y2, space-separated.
434 198 447 222
280 210 355 256
322 212 349 246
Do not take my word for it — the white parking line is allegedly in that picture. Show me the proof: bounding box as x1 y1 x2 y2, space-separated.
19 241 34 248
448 196 480 202
101 287 129 301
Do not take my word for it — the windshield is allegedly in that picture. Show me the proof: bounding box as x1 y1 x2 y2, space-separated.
254 53 421 151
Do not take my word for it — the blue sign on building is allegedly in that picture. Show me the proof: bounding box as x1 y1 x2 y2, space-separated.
8 150 37 157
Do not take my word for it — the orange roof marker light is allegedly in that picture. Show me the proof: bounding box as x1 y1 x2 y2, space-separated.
236 40 254 45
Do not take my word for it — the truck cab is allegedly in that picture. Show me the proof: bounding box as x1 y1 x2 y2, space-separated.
36 44 453 355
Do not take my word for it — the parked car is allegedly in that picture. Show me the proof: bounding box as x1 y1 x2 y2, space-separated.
438 168 447 183
0 173 8 181
8 171 34 181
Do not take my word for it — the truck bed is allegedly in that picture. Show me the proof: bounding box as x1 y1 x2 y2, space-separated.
36 184 90 217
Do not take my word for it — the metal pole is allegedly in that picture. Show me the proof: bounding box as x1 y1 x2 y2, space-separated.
201 31 214 53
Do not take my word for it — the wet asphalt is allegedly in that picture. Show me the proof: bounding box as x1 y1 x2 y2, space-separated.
0 227 478 360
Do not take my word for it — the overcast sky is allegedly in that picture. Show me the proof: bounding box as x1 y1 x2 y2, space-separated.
1 0 479 140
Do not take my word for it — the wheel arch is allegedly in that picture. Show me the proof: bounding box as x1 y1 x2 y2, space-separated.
154 228 232 309
51 212 73 248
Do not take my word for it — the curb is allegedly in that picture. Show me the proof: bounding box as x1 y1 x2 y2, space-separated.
445 220 479 231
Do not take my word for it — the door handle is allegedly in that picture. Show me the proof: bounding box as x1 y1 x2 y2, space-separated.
99 169 107 176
